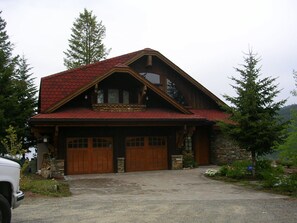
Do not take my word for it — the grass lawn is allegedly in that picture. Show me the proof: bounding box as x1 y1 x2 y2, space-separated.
20 174 71 197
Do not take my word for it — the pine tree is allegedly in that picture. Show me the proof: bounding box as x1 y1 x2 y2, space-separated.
221 50 287 176
0 12 37 154
15 55 38 149
63 8 110 69
0 11 19 154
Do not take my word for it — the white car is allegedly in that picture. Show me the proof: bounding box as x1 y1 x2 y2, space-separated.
0 157 24 223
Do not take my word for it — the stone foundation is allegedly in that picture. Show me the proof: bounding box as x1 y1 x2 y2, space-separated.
117 157 125 173
40 158 64 179
50 159 65 178
171 155 183 170
211 131 250 165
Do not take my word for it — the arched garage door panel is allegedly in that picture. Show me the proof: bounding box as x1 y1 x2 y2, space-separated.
126 136 168 172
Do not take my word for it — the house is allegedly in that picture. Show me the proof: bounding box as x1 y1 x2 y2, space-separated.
30 48 247 176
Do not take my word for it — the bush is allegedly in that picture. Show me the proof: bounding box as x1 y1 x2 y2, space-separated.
220 160 252 179
262 171 297 192
256 159 272 172
260 166 284 188
215 159 297 196
283 174 297 194
182 150 198 168
218 165 229 176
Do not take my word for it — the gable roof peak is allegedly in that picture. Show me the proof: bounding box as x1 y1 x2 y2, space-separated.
114 63 129 68
143 47 156 52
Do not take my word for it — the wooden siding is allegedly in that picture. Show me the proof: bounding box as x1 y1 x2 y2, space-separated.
130 56 220 109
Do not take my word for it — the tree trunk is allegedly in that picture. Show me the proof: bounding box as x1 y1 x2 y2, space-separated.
251 150 256 177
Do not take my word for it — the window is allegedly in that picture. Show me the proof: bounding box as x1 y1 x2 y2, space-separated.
141 72 160 84
67 138 88 148
123 90 129 104
126 137 144 147
96 88 130 104
166 79 187 105
93 138 112 148
108 89 119 103
97 89 104 103
184 136 192 151
149 136 166 146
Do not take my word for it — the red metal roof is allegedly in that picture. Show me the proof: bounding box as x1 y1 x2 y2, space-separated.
40 50 143 113
31 107 228 123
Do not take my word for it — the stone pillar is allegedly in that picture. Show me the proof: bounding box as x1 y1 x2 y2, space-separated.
117 157 125 173
171 155 183 170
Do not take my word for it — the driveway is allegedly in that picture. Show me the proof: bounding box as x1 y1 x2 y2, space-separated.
12 167 297 223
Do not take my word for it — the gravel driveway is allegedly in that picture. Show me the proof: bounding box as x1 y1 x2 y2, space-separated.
12 167 297 223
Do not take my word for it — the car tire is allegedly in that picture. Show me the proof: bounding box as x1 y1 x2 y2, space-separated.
0 194 11 223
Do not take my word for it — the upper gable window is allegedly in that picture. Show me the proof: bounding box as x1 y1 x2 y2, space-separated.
96 89 130 104
108 89 119 103
123 90 129 104
97 89 104 103
167 79 187 105
141 72 160 84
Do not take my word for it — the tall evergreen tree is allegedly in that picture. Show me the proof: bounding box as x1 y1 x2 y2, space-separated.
0 12 37 154
221 50 287 176
15 55 38 149
64 8 110 69
0 11 19 154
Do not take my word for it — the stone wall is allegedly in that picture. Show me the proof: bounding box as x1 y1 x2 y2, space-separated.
211 131 250 165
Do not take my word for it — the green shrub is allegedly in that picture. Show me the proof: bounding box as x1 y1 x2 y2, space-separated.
261 169 282 188
258 164 284 180
226 160 252 179
263 173 297 194
256 159 272 172
217 160 252 179
218 165 229 176
182 150 198 168
283 173 297 194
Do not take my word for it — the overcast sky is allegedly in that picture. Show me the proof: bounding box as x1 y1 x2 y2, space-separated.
2 0 297 105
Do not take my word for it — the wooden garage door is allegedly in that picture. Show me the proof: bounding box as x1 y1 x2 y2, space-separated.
126 136 168 172
67 137 113 175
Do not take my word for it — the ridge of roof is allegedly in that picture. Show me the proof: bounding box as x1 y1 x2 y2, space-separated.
41 49 146 81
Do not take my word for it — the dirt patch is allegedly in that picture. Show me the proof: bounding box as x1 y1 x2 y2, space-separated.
68 178 141 195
